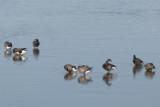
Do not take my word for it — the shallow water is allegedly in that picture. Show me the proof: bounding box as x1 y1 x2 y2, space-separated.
0 0 160 107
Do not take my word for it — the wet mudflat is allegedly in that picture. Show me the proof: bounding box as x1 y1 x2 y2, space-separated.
0 0 160 107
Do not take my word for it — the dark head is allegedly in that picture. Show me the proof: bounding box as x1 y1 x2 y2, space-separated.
133 55 136 59
13 48 17 53
34 39 39 42
73 65 77 69
150 63 155 69
153 66 155 69
106 59 112 63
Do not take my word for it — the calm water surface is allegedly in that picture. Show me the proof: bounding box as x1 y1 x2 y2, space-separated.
0 0 160 107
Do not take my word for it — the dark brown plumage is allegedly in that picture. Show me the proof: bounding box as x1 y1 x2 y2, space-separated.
13 48 27 55
33 39 40 48
78 65 93 75
64 64 77 73
133 55 143 66
145 63 155 71
4 41 12 50
103 59 117 71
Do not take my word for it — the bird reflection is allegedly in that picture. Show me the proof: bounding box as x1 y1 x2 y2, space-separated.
64 73 77 80
145 71 155 79
103 72 117 86
4 50 12 57
13 55 27 61
78 75 92 84
133 65 143 77
33 48 40 56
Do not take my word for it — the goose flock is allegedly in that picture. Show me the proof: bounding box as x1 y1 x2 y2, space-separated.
4 39 155 80
64 55 155 76
4 39 40 60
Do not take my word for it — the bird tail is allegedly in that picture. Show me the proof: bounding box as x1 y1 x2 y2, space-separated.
89 67 93 70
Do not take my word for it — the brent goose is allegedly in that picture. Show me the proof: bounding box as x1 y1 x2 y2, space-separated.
103 59 117 71
13 48 27 55
145 63 155 71
33 39 40 48
4 41 12 50
64 64 77 73
133 55 143 66
78 65 93 75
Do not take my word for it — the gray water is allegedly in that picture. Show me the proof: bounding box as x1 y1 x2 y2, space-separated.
0 0 160 107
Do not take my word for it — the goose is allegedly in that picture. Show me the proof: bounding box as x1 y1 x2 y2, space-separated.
78 65 93 75
145 63 155 71
4 41 12 50
133 55 143 66
33 39 40 48
103 59 117 71
64 64 77 73
13 48 27 55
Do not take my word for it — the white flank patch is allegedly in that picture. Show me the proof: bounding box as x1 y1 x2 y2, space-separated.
112 67 117 70
72 68 77 72
6 46 11 49
85 70 91 74
21 50 27 55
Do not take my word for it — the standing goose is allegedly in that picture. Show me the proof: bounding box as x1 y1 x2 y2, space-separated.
64 64 77 73
13 48 27 55
133 55 143 66
78 65 93 75
4 41 12 50
103 59 117 71
33 39 40 48
145 63 155 71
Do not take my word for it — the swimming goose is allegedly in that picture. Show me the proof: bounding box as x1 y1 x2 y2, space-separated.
133 55 143 66
13 48 27 55
33 39 40 48
78 65 93 75
103 59 117 71
64 64 77 73
145 63 155 71
4 41 12 50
